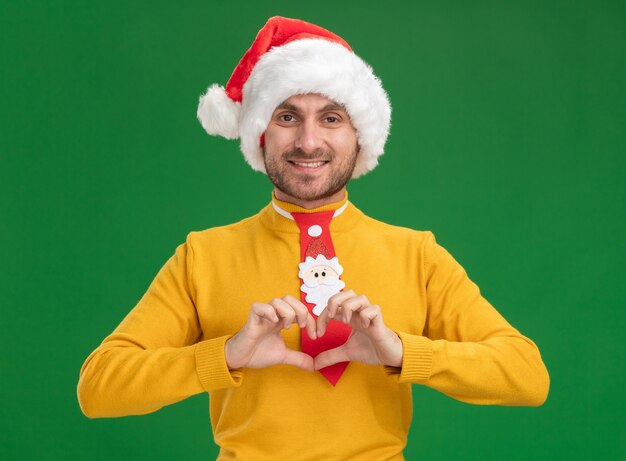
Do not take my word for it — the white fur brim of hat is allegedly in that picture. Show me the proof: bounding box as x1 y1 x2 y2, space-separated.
197 39 391 178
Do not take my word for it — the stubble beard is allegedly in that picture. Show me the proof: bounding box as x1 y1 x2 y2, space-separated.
263 147 359 202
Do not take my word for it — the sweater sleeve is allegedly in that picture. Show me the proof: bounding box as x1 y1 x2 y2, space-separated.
393 231 549 406
77 235 242 418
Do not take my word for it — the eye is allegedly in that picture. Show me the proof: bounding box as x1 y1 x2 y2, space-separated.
325 116 338 123
321 271 326 277
314 272 319 277
279 114 295 122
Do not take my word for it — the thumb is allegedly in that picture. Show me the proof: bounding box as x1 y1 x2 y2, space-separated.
282 349 315 372
314 345 350 370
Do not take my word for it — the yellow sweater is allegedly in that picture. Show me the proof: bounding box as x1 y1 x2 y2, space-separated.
77 192 549 460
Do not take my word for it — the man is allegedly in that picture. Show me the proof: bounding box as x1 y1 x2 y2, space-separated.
78 16 549 460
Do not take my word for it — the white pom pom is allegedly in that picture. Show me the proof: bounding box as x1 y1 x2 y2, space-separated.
197 84 241 139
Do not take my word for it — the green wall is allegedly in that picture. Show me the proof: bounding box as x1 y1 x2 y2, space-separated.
2 1 624 459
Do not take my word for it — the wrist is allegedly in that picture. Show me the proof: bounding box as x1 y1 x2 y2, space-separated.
385 330 403 367
224 336 237 370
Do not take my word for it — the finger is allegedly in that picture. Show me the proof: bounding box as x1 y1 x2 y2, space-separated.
325 290 356 320
268 298 297 330
319 290 360 333
282 349 314 372
279 295 317 339
314 345 350 370
305 313 317 340
316 308 330 338
358 304 382 329
250 302 279 324
337 294 371 325
281 295 312 329
316 300 342 337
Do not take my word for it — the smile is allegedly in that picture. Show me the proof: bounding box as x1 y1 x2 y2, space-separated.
291 161 327 168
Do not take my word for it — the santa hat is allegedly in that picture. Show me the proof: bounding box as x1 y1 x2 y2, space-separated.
197 16 391 178
297 234 344 278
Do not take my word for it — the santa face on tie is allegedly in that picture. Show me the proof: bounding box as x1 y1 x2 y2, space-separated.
298 255 346 316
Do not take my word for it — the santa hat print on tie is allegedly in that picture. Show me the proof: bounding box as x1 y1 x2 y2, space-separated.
292 209 352 386
297 218 346 317
270 198 352 385
197 16 391 178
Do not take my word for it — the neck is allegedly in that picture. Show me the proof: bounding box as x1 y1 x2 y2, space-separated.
273 187 347 209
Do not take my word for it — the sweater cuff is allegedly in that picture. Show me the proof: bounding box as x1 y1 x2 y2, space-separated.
195 335 243 391
395 331 433 384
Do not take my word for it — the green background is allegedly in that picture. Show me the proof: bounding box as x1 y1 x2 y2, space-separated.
1 1 624 459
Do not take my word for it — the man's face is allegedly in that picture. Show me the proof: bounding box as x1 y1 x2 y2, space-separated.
263 93 359 204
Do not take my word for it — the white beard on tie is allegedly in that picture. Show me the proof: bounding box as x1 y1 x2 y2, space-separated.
301 276 346 316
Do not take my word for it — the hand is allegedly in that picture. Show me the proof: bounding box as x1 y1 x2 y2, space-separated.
225 295 317 371
314 290 403 369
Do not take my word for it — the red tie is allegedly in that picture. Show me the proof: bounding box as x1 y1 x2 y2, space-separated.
292 211 352 385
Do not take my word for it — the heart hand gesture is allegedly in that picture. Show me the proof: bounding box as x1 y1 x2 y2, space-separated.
224 291 403 372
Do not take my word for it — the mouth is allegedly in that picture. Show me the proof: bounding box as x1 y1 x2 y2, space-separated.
288 160 329 171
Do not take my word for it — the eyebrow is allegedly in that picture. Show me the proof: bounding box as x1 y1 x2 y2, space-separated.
276 102 346 113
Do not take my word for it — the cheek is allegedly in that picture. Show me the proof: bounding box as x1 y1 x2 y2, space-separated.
264 126 293 151
331 131 358 155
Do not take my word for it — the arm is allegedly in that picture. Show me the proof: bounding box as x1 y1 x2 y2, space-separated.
396 232 550 406
77 236 241 419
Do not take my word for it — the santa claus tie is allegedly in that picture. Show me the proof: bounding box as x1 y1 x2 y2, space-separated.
290 209 352 386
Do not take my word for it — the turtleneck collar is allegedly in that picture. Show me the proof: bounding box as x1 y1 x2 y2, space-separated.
259 190 363 233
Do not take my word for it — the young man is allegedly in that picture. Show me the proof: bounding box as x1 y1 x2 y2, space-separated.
78 16 549 460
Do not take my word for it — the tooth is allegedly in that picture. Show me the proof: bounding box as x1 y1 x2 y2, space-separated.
294 161 324 167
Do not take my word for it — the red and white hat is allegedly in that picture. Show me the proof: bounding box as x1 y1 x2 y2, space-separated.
197 16 391 178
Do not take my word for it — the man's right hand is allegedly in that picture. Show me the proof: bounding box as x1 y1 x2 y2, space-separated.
224 295 317 371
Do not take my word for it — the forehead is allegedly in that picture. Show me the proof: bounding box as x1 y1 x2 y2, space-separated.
274 93 348 113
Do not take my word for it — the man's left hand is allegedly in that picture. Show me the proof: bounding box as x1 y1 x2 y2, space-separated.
314 290 403 370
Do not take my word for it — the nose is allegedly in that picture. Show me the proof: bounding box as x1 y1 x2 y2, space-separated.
295 119 324 154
